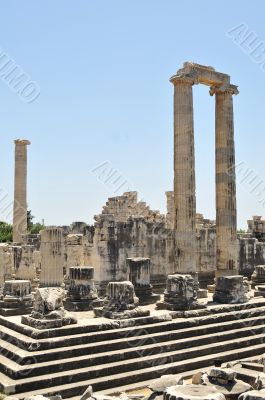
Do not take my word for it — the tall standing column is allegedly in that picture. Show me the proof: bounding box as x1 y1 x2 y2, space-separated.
170 74 197 275
13 139 31 243
211 85 238 277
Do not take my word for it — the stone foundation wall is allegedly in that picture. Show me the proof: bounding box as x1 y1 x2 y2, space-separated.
247 215 265 241
0 192 265 290
238 236 265 278
91 215 174 291
0 244 13 285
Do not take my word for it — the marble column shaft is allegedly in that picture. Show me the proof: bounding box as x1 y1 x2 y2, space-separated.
171 75 197 274
13 139 31 243
213 85 238 276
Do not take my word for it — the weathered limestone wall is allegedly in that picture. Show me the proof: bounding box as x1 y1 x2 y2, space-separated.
13 245 37 281
39 227 65 287
1 191 265 291
91 193 218 290
66 232 94 271
22 233 41 249
163 194 265 284
66 234 85 273
0 244 13 286
100 192 165 223
196 225 216 286
165 191 216 286
0 241 40 287
238 236 265 278
92 219 173 291
247 216 265 241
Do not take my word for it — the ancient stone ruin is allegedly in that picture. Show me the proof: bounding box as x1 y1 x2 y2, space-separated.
157 273 201 311
22 286 76 329
126 257 160 304
0 279 33 316
93 280 149 319
2 62 265 400
64 266 103 311
13 139 31 244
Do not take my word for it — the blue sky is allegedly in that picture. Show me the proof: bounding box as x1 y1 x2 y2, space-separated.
0 0 264 228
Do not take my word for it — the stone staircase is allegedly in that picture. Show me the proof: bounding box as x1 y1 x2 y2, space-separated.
1 299 265 399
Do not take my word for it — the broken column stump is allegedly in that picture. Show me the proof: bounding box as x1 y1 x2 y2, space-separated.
156 273 204 311
126 257 160 305
213 276 249 304
0 280 33 316
0 279 33 316
21 287 77 329
254 285 265 297
252 265 265 288
163 385 225 400
94 281 150 319
239 390 265 400
64 266 103 311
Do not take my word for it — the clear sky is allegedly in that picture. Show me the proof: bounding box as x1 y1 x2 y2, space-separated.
0 0 264 229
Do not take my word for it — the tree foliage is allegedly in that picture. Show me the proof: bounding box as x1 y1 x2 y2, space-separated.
27 210 34 230
0 221 13 242
0 210 45 243
29 222 45 234
27 210 45 234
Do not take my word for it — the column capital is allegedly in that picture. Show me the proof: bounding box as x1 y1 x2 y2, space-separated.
170 72 198 86
209 83 239 96
14 139 31 146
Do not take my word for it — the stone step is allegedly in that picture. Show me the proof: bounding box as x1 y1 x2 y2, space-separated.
240 361 264 371
94 368 211 396
4 323 265 379
1 318 265 377
92 356 263 400
36 368 210 400
2 341 265 399
2 306 265 354
17 316 265 365
1 332 265 392
2 300 265 398
230 365 263 386
1 299 265 341
2 311 265 366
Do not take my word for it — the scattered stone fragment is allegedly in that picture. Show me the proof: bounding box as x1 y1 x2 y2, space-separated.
208 368 236 384
201 367 252 399
192 371 207 385
230 365 265 388
163 384 226 400
80 385 93 400
252 266 265 287
239 390 265 400
25 396 52 400
254 374 265 390
21 287 77 329
149 374 184 393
